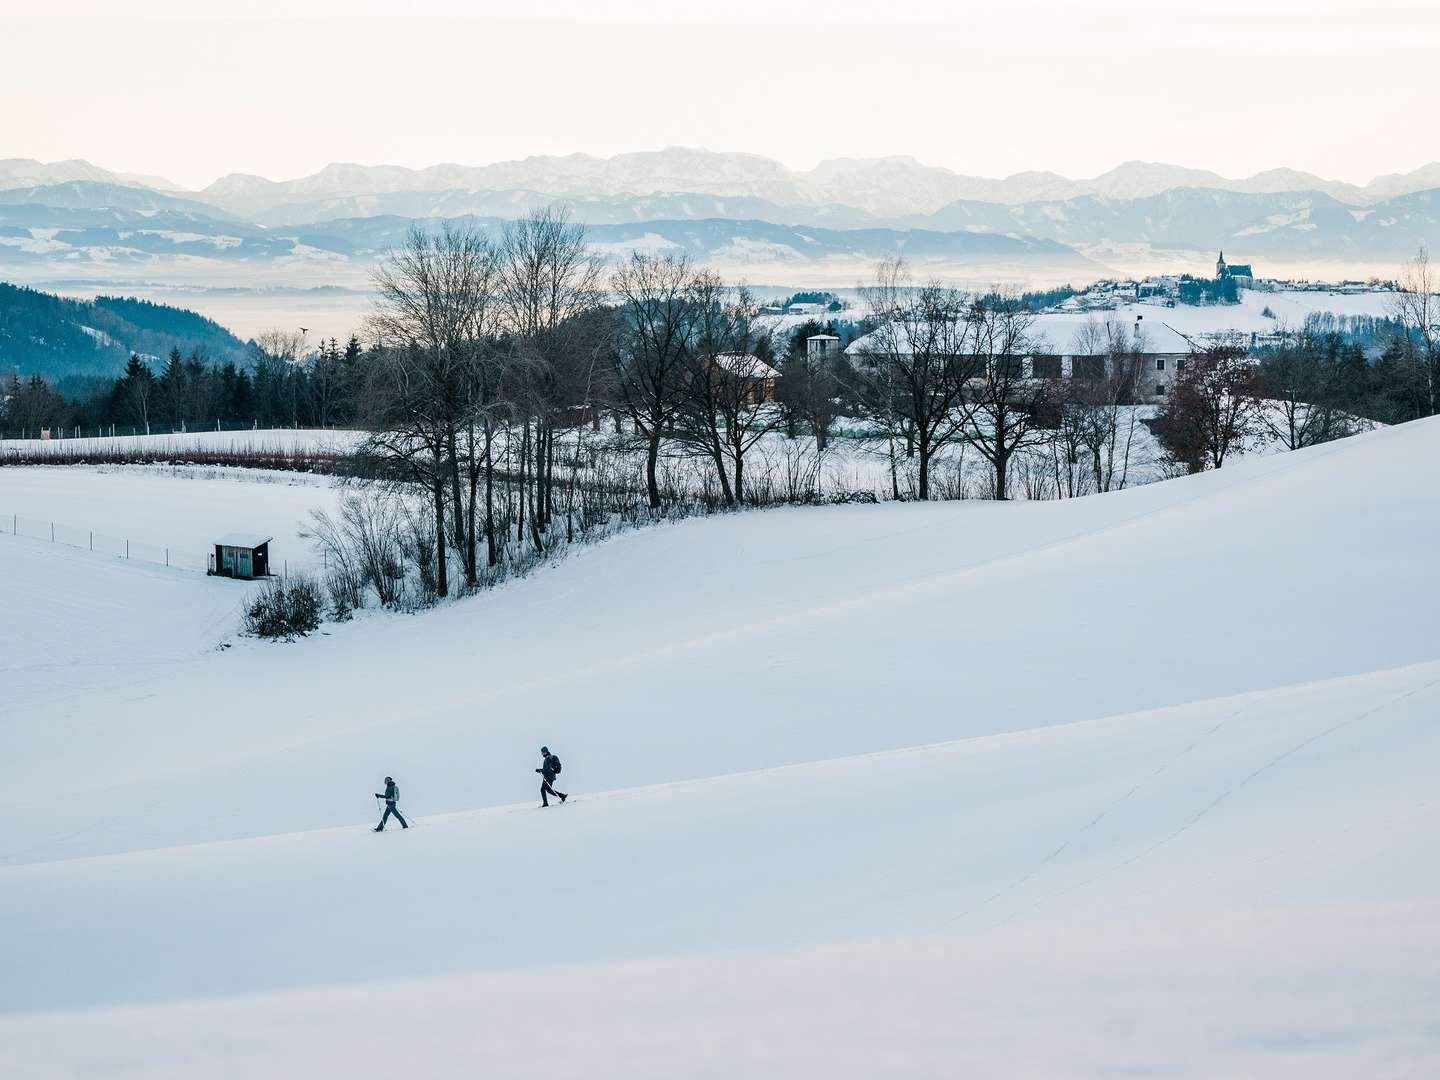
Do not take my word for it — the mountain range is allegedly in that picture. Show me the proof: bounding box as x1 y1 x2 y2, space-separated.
7 149 1440 218
1 148 1438 292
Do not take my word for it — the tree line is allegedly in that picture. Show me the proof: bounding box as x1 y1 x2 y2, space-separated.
1 335 366 438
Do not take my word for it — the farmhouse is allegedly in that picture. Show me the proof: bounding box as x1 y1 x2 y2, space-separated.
711 352 782 404
1029 314 1195 402
847 314 1197 405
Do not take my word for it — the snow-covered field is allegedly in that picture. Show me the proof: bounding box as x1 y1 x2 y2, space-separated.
2 418 1438 1076
2 416 1178 506
0 465 344 574
1087 288 1396 334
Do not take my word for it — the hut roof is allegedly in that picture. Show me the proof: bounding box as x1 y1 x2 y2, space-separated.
214 533 273 549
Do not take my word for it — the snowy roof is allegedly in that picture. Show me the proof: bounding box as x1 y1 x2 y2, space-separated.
712 352 782 379
848 315 1196 358
214 533 273 549
807 333 840 341
1029 314 1195 355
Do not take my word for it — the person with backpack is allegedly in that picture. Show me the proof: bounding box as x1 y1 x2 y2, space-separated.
373 775 409 831
536 746 567 807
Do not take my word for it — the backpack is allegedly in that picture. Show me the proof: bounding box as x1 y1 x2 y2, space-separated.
550 755 562 776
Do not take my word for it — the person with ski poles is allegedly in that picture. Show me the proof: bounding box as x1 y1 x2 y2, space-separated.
537 746 567 807
373 775 409 831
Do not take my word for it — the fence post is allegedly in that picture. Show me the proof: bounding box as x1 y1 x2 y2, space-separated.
126 539 130 559
90 531 93 551
166 548 170 567
50 522 54 542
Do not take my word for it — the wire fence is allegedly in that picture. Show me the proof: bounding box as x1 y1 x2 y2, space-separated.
0 510 207 573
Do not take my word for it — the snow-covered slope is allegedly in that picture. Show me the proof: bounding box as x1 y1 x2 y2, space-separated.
2 418 1439 1076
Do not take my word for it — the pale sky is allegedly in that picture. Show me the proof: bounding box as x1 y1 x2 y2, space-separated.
5 0 1438 190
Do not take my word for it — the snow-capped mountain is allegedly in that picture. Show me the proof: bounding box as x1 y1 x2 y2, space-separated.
0 158 183 194
2 152 1438 289
10 150 1440 222
915 186 1440 260
189 149 1440 218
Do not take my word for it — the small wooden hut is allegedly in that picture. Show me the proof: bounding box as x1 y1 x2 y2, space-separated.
210 534 273 580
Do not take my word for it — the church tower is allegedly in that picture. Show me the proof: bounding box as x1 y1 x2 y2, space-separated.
1216 251 1228 279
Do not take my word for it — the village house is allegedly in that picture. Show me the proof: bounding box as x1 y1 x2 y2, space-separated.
711 352 782 404
1028 313 1194 403
847 314 1198 406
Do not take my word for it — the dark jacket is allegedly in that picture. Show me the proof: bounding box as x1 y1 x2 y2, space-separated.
377 779 399 803
538 754 559 783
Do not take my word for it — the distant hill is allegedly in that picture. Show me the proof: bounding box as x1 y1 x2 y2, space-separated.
0 282 250 381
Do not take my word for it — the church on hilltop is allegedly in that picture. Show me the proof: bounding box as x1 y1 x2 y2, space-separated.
1216 251 1254 284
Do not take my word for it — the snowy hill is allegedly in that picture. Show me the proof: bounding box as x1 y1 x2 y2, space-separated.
0 282 251 380
0 159 182 194
2 418 1439 1076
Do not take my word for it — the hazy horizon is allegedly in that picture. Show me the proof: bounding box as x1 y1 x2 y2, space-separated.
8 0 1439 190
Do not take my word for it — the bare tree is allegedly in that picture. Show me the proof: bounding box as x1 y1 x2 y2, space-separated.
678 274 779 503
1257 334 1359 450
612 252 698 508
853 259 973 500
1154 340 1263 471
304 493 407 611
364 222 498 595
958 293 1049 500
497 206 605 550
1390 245 1438 417
1070 319 1145 493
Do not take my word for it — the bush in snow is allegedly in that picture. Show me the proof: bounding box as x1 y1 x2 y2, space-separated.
303 494 408 614
323 566 363 621
243 575 323 639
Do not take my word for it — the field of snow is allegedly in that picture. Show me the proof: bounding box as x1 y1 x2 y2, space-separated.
1122 288 1397 335
2 418 1438 1076
0 465 343 575
3 417 1178 505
